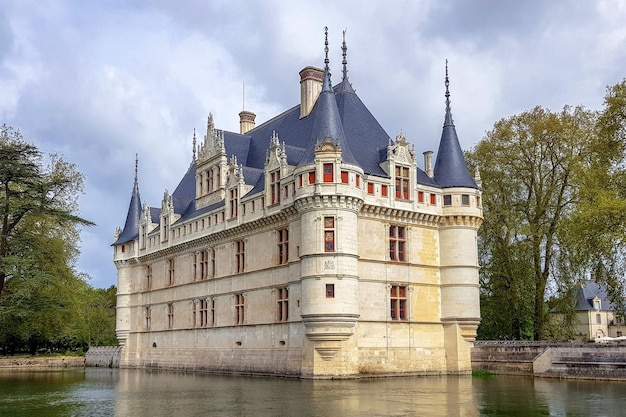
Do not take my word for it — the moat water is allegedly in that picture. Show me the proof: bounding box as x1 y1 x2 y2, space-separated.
1 368 625 416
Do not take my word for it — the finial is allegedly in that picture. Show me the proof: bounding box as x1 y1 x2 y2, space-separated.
192 128 197 161
445 59 451 113
341 28 348 81
324 26 329 68
133 153 139 194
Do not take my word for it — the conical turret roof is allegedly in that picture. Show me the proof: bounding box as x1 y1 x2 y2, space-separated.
298 28 358 166
433 63 478 189
115 156 142 244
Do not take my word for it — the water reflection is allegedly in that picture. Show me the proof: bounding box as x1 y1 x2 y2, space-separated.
2 368 626 416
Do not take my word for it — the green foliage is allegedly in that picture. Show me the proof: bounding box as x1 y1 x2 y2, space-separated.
469 94 626 341
0 124 116 353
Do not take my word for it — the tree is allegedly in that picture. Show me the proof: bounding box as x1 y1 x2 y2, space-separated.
468 105 609 340
0 124 94 299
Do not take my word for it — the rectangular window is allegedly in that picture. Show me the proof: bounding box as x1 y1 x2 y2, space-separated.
167 303 174 329
144 306 151 330
341 171 349 184
270 170 281 205
145 265 152 291
324 217 335 252
418 191 424 203
308 171 316 185
395 166 410 199
193 252 198 281
356 175 360 187
235 294 245 325
477 196 481 207
235 240 245 273
461 194 470 206
323 163 334 182
278 228 289 265
210 298 216 326
168 259 175 286
430 193 436 205
200 250 209 280
200 299 208 327
390 285 407 321
443 195 452 206
367 182 374 195
326 284 335 298
277 287 289 322
210 248 216 279
389 225 406 262
596 314 602 324
192 300 197 328
299 174 303 188
284 185 289 198
381 185 388 197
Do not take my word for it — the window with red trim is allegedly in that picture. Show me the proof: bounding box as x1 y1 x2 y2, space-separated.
326 284 335 298
324 217 335 252
367 182 374 194
389 225 406 262
381 185 388 197
323 163 334 182
390 285 407 320
270 171 281 205
341 171 348 184
395 166 410 199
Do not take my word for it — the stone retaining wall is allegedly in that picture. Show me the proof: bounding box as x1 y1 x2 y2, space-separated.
85 346 122 368
472 341 626 380
0 356 85 368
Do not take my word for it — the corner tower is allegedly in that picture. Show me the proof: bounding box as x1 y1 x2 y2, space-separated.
294 28 364 377
433 62 483 372
113 155 143 349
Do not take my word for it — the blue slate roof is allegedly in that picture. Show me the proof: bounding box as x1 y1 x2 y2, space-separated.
115 171 142 244
433 69 478 189
116 54 478 238
574 281 614 311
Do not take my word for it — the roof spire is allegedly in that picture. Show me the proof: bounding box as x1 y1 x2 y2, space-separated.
192 128 197 162
133 153 139 194
444 59 453 127
322 26 332 92
341 28 348 81
324 26 329 69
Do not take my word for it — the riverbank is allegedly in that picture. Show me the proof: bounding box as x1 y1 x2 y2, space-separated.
0 355 85 368
472 341 626 380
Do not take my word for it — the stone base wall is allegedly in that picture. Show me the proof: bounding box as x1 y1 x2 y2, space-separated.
472 341 626 380
86 346 122 368
0 356 85 368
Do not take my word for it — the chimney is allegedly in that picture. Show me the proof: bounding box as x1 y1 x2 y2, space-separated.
423 151 434 178
299 66 324 118
239 110 256 134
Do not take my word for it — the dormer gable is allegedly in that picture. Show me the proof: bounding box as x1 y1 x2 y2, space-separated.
196 113 228 208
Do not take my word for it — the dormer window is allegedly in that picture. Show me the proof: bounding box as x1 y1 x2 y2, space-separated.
230 189 238 218
593 298 601 310
270 170 281 205
395 166 410 200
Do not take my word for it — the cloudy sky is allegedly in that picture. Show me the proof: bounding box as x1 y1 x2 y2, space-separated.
1 0 625 289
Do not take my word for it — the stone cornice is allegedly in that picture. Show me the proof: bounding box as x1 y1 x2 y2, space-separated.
360 204 440 227
137 206 298 263
295 194 363 213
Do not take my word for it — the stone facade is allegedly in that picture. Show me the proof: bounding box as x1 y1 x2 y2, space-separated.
113 32 482 378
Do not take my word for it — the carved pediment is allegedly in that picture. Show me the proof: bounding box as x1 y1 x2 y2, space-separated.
198 113 226 162
387 132 416 165
265 131 288 172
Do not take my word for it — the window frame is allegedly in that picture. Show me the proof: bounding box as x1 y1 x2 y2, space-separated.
390 285 407 321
